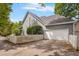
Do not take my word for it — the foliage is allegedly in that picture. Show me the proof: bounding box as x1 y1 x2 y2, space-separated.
0 20 12 36
0 3 12 36
55 3 79 18
27 25 43 34
0 3 12 20
11 21 22 36
39 3 79 18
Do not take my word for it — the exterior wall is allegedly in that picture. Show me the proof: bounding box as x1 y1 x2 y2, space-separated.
43 23 73 41
74 22 79 49
69 35 77 49
22 15 30 35
75 22 79 31
74 32 79 49
22 14 46 36
22 14 38 35
65 22 79 50
46 23 73 35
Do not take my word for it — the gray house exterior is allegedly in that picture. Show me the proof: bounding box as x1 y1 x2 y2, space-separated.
22 12 79 42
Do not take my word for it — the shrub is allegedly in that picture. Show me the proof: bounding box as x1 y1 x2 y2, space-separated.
13 29 21 36
27 25 43 34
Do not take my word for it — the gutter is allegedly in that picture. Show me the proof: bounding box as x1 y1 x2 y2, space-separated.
45 21 78 26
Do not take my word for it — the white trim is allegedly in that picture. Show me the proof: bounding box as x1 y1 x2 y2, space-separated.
46 21 77 26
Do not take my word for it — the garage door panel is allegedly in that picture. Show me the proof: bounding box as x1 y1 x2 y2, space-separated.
45 29 69 40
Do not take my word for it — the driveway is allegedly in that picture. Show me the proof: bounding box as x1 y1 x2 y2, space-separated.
0 39 79 56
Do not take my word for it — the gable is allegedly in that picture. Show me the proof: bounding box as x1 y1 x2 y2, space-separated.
23 12 38 28
22 12 44 26
22 12 46 30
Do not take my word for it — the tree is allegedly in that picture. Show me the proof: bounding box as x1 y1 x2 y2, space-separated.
11 21 22 36
55 3 79 18
0 3 12 36
0 3 12 20
39 3 79 19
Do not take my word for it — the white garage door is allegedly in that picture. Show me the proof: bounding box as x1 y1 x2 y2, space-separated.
45 29 69 40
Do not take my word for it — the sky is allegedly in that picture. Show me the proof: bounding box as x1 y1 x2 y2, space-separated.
10 3 55 22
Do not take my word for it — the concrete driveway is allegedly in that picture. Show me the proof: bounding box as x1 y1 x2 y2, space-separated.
0 39 78 56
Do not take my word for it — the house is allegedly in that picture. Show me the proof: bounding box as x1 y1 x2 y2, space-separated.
22 12 79 42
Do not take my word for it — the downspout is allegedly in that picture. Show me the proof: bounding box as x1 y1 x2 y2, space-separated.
73 23 75 35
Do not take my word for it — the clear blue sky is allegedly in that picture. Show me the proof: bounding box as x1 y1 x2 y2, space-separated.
10 3 55 22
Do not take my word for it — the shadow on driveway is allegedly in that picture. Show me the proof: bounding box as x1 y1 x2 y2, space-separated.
0 39 78 56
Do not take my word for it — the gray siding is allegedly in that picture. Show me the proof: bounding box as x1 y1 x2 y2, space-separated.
46 23 73 35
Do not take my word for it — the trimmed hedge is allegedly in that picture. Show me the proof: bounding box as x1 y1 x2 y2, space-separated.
27 25 43 34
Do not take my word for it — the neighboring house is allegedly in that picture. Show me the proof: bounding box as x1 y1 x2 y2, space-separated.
22 12 79 41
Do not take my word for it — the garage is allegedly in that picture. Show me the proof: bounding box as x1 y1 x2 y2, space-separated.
45 28 69 41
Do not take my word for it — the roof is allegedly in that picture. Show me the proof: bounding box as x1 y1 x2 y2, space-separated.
43 16 75 25
40 15 67 25
23 12 77 26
